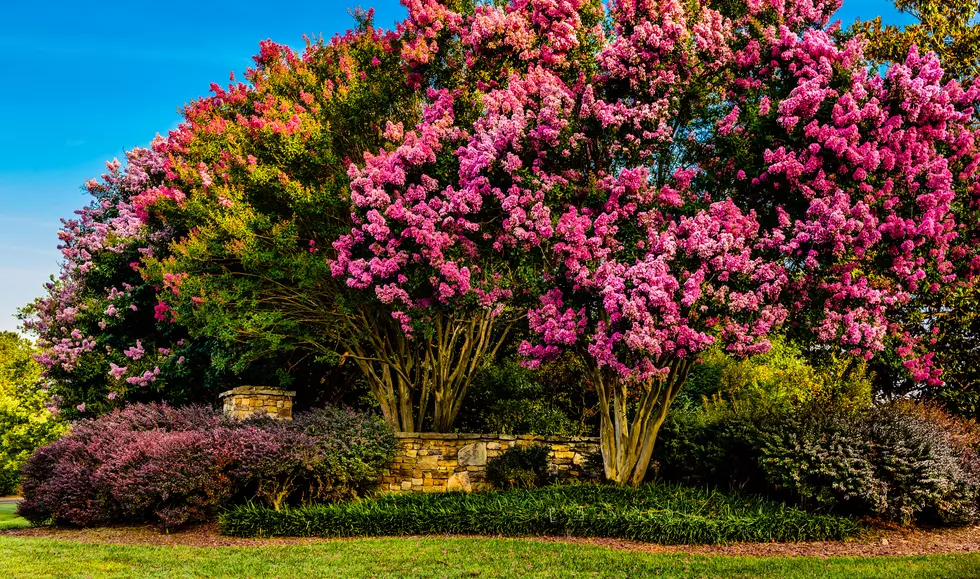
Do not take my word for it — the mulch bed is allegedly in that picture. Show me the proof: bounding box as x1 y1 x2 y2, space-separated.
4 523 980 557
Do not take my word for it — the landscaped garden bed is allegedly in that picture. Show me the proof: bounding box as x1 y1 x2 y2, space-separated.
220 483 861 544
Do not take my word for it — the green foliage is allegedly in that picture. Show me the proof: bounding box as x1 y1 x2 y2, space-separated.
850 0 980 81
455 357 590 436
656 398 980 525
288 407 399 503
657 337 877 494
654 403 768 492
219 483 861 544
0 332 66 495
760 403 980 525
485 445 551 490
677 337 874 414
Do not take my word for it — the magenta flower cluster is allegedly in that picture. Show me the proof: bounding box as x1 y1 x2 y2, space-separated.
26 0 980 411
330 0 980 386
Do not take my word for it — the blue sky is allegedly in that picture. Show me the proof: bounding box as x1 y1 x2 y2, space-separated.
0 0 916 332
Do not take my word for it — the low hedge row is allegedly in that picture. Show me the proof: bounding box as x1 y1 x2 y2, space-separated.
219 483 861 544
18 403 396 528
656 401 980 525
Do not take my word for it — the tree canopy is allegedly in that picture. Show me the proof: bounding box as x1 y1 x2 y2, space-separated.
22 0 980 482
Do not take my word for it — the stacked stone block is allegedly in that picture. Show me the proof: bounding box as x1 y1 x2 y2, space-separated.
379 433 600 493
220 386 295 420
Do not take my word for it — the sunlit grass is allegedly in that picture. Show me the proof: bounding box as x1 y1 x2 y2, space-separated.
2 536 979 579
0 502 31 531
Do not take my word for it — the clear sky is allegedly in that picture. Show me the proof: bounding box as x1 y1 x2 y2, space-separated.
0 0 916 333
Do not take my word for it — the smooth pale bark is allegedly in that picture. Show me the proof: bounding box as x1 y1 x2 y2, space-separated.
246 276 513 432
342 308 514 432
586 357 693 486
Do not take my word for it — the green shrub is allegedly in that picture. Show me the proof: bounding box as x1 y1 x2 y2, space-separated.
760 404 980 525
655 338 877 495
486 445 551 489
655 398 980 525
219 483 861 544
654 404 768 492
288 406 399 503
455 359 584 436
674 337 874 413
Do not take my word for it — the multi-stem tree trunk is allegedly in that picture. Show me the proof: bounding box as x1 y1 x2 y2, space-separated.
251 277 512 433
585 357 693 486
342 308 513 432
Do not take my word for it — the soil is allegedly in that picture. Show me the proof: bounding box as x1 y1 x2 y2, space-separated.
3 523 980 558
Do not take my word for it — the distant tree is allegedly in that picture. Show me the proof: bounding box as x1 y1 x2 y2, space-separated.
0 332 65 494
851 0 980 81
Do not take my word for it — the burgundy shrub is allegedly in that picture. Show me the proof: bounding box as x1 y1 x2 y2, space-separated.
17 403 395 528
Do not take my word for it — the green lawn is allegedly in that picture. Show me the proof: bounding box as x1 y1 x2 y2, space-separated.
0 502 30 531
0 536 978 578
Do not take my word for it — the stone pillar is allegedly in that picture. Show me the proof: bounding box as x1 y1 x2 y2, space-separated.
219 386 296 420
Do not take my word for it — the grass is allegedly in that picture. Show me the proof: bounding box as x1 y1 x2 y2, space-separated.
221 483 861 544
1 536 979 578
0 502 31 531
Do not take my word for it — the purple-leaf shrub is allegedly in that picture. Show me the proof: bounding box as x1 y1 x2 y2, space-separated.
17 403 396 528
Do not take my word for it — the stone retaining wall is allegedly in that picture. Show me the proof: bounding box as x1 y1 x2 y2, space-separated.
220 386 295 420
380 433 600 493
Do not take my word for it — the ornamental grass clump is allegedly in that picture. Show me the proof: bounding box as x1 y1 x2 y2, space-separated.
17 403 395 528
219 483 861 544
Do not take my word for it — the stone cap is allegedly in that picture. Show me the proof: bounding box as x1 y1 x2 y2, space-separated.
219 386 297 399
395 432 599 443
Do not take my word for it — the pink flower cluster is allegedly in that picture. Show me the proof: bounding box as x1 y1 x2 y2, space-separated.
330 0 980 386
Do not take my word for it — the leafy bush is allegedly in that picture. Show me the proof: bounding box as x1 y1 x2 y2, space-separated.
675 338 874 413
17 403 395 528
219 483 861 544
760 404 980 525
289 406 400 503
455 358 587 436
655 398 980 525
486 445 551 490
654 403 769 492
656 339 877 494
0 332 67 495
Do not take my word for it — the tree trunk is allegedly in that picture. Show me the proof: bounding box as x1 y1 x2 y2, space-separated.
587 357 692 486
344 308 513 432
250 278 514 433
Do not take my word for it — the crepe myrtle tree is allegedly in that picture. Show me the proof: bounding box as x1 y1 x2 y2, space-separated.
17 146 226 417
136 13 423 419
329 0 608 431
848 0 980 415
347 0 980 484
135 11 512 432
